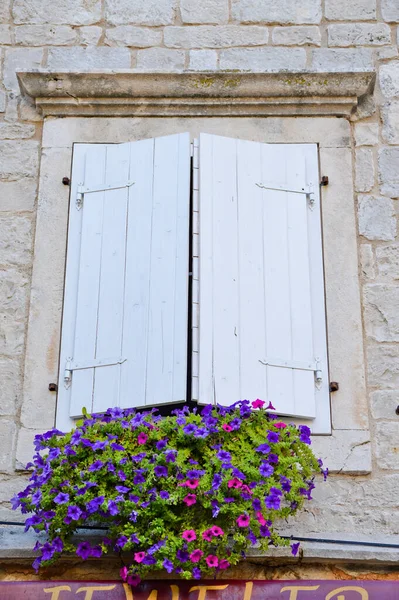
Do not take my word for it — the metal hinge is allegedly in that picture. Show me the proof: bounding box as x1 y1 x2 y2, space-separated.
256 182 316 208
259 357 322 384
64 357 127 388
76 180 135 209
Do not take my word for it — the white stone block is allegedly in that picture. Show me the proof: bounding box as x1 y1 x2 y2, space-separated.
0 92 5 113
181 0 229 24
368 344 399 388
375 422 399 469
328 23 391 47
19 97 42 122
13 0 102 25
47 47 131 70
355 122 379 146
164 26 269 48
0 359 21 417
0 123 35 139
376 244 399 279
379 147 399 196
272 26 321 46
79 26 103 45
380 61 399 98
355 148 375 192
136 48 185 70
325 0 376 20
382 0 399 22
311 430 372 474
219 47 306 72
3 49 43 93
364 284 399 342
15 25 77 45
0 140 39 179
188 49 218 70
382 100 399 144
105 0 176 26
0 0 10 22
360 244 375 279
232 0 322 24
377 46 399 60
358 195 396 241
0 420 16 472
0 180 37 212
16 428 42 471
0 476 26 502
371 391 399 420
0 269 29 356
105 26 162 47
0 25 11 44
0 216 33 266
310 48 373 72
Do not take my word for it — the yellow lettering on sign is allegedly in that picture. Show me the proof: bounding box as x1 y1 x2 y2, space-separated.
325 586 369 600
243 582 253 600
75 585 116 600
123 583 134 600
189 584 229 600
171 584 180 600
43 586 72 600
280 585 321 600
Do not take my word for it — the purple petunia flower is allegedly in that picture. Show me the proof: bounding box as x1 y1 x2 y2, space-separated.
108 501 119 516
211 499 220 518
268 453 279 464
76 542 93 560
224 497 235 503
291 542 300 556
211 473 222 491
156 439 168 450
267 431 279 444
183 423 197 435
176 549 189 563
88 460 103 472
280 476 291 492
165 451 177 463
163 559 174 573
143 555 156 566
115 485 130 494
111 442 125 451
160 491 170 500
134 474 146 485
86 496 105 514
256 443 271 454
259 463 274 477
67 505 82 521
192 567 202 579
217 450 232 462
92 441 108 451
115 535 128 550
54 492 69 505
260 525 271 537
154 465 168 477
247 530 257 546
31 490 42 505
265 494 281 510
252 498 262 511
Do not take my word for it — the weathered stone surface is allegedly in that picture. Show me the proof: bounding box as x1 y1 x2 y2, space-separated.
378 46 399 60
355 148 375 192
378 147 399 196
15 25 77 45
328 23 391 46
105 0 176 26
79 26 102 45
272 26 321 45
368 344 399 388
358 195 396 241
3 49 43 93
312 473 399 508
16 428 42 470
0 123 35 139
47 47 131 69
105 26 162 47
355 122 379 146
0 269 29 356
188 49 218 70
13 0 101 25
0 420 16 472
164 26 269 48
310 48 373 72
0 25 12 44
356 94 376 119
0 476 25 503
0 0 10 22
364 284 399 342
371 390 399 419
311 430 371 474
375 422 399 469
0 217 33 267
181 0 229 24
0 359 22 417
219 47 306 71
0 92 5 114
381 100 399 144
325 0 376 20
380 61 399 98
0 141 39 180
231 0 322 24
360 244 375 279
136 48 185 70
376 244 399 279
19 97 42 122
381 0 399 22
0 180 36 212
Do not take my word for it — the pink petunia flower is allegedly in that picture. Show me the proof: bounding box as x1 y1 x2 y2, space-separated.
186 479 199 489
205 555 219 568
236 514 250 527
266 401 276 411
252 399 265 409
120 566 128 580
127 574 141 586
134 551 146 563
183 494 197 506
182 529 197 542
241 484 252 495
274 422 287 429
255 511 267 526
137 433 148 445
219 559 230 570
190 549 204 563
202 529 214 542
222 424 233 432
227 477 242 489
211 526 224 537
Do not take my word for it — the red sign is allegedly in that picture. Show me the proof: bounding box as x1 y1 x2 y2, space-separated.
0 580 398 600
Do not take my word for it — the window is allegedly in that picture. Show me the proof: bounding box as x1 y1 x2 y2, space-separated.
56 133 330 434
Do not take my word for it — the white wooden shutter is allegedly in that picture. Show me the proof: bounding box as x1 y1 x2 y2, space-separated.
195 134 330 430
57 133 191 427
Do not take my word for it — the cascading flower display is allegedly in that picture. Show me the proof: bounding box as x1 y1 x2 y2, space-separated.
12 400 328 586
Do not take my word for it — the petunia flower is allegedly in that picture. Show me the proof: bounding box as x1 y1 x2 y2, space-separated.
255 511 267 526
134 552 146 563
127 574 141 586
219 559 230 570
256 443 271 454
66 505 82 521
265 494 281 510
54 492 69 505
259 463 274 478
189 549 204 563
76 542 93 560
274 422 287 429
251 399 265 409
291 542 300 556
185 479 199 489
205 555 219 568
160 490 170 500
202 529 214 542
222 424 233 432
182 530 197 542
266 401 276 410
163 559 174 573
154 465 168 477
192 567 202 579
211 526 224 537
267 431 279 444
236 514 250 527
228 478 242 489
137 433 148 445
120 566 128 581
183 494 196 506
176 549 189 562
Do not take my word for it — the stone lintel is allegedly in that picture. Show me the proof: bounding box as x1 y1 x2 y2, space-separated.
17 70 375 118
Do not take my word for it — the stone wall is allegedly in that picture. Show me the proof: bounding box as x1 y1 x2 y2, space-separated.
0 0 399 550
